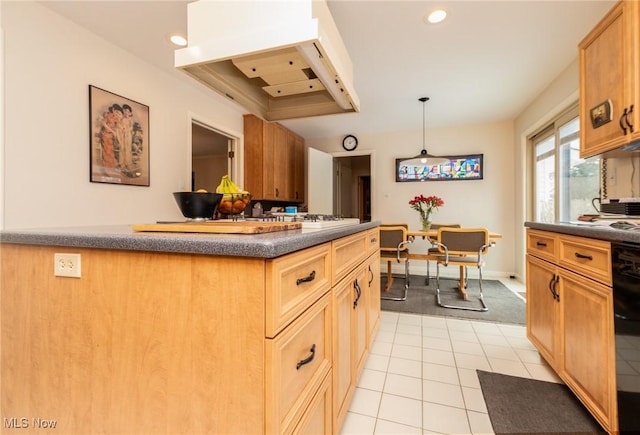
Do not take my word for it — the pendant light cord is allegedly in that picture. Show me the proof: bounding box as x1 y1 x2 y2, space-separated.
419 97 429 152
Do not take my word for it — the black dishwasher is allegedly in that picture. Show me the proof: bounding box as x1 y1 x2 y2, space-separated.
612 242 640 433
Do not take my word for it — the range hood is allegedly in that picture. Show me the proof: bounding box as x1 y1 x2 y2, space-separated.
174 0 360 121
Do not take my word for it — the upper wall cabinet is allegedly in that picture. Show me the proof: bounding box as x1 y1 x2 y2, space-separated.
243 114 305 203
579 0 640 158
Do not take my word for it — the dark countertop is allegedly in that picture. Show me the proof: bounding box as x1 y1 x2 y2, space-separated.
524 221 640 245
0 221 380 258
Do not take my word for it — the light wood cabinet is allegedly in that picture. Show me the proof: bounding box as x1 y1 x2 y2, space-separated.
579 0 640 157
526 229 616 432
0 228 380 435
526 254 560 366
244 114 305 202
290 130 305 203
331 230 380 431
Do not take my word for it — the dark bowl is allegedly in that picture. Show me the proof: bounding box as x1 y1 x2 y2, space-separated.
173 192 223 220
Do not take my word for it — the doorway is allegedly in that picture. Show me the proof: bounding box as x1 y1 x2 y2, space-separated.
334 154 371 221
190 120 236 192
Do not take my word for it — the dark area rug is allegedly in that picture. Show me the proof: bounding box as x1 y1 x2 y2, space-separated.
477 370 606 434
380 274 525 325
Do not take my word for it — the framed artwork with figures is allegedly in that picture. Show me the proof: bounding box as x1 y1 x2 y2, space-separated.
396 154 483 182
89 85 150 186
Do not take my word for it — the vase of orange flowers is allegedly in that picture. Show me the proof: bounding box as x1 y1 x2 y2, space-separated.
409 195 444 231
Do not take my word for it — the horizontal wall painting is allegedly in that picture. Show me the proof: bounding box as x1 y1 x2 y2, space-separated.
396 154 484 182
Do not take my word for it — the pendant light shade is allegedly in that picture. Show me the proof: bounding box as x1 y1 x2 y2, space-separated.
400 97 448 166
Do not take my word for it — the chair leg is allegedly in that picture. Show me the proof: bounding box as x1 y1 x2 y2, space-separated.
435 263 488 312
384 260 393 292
381 260 408 301
426 260 431 285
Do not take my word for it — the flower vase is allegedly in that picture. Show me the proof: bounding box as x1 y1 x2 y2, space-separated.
420 212 432 231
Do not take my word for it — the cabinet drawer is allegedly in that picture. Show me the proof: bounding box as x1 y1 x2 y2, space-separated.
292 371 332 435
558 235 611 286
266 293 332 435
332 232 368 285
266 243 331 337
527 229 557 261
366 228 380 256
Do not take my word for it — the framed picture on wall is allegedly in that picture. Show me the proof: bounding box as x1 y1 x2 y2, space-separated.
89 85 150 186
396 154 484 182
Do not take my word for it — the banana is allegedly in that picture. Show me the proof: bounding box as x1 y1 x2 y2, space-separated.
215 175 242 194
215 175 252 215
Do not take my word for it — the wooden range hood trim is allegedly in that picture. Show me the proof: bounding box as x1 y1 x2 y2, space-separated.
174 0 360 121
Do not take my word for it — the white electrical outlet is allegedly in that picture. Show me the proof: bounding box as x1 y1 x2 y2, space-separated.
54 253 82 278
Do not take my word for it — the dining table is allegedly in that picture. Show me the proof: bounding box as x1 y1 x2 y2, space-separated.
406 228 503 300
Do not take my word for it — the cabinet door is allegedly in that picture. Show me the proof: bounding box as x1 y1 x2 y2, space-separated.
290 131 305 203
579 1 631 157
526 255 561 368
243 114 265 198
352 266 368 383
263 122 287 200
560 269 616 432
628 0 640 144
365 253 381 347
332 276 353 429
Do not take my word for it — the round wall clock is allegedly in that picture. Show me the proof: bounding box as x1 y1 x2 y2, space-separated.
342 134 358 151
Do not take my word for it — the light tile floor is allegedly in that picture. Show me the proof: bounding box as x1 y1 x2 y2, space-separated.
340 279 561 435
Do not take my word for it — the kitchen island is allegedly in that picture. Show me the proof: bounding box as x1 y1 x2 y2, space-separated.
1 222 380 434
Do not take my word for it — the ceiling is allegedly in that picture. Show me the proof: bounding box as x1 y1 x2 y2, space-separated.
41 0 615 141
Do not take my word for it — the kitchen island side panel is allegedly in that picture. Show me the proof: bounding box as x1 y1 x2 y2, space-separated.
0 244 266 434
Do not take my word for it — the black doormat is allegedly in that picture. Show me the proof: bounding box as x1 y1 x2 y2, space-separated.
380 275 525 325
477 370 606 434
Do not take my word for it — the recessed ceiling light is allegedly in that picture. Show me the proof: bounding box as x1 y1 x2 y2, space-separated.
169 34 188 47
426 9 447 24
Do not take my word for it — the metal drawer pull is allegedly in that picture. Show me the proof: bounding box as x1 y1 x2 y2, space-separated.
353 279 362 309
548 275 556 299
368 266 374 285
552 275 560 301
574 252 593 261
536 241 547 247
296 344 316 370
370 237 377 243
626 104 635 133
296 270 316 285
620 107 628 135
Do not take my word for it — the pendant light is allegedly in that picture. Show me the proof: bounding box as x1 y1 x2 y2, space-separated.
400 97 448 166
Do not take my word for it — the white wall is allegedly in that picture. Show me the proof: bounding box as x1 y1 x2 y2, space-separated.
307 120 516 278
513 59 582 280
1 1 245 229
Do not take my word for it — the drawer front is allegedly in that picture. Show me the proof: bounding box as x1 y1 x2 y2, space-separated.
366 228 380 256
527 229 557 261
266 293 332 435
292 371 332 435
332 232 368 285
266 243 331 337
558 235 611 286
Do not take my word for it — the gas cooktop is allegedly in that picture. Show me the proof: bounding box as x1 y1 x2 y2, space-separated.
246 213 361 229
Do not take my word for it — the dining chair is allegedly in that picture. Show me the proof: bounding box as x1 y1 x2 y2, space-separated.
418 223 461 285
431 227 495 311
379 224 413 301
